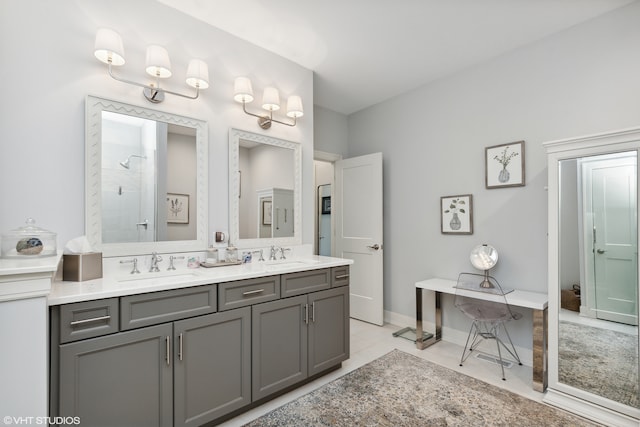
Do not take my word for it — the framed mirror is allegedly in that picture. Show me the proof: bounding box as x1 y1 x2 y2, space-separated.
545 128 640 423
86 96 208 257
228 128 301 249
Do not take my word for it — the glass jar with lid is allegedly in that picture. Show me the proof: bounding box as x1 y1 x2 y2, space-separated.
225 245 238 263
1 218 57 258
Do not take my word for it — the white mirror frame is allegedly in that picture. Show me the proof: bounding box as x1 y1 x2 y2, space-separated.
544 126 640 424
85 95 208 257
228 128 301 249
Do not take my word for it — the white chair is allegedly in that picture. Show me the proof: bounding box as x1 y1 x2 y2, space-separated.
454 272 522 380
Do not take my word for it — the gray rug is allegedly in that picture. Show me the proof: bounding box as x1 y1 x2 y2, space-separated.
245 349 599 426
559 321 638 408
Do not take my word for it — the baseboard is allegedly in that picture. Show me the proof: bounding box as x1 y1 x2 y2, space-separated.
544 388 640 427
383 309 533 367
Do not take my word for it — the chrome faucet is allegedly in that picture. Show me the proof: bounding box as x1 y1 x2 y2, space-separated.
269 245 278 261
167 255 184 270
280 247 291 260
149 252 163 272
120 257 140 274
253 249 265 262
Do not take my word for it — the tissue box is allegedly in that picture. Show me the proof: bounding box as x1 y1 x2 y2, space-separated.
63 252 103 282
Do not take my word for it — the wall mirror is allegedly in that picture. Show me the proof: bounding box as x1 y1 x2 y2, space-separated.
228 128 301 249
545 128 640 424
86 96 208 257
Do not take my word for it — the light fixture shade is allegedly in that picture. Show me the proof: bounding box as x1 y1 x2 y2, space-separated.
145 45 172 78
262 87 280 111
185 59 209 89
94 28 125 66
286 95 304 118
234 77 254 103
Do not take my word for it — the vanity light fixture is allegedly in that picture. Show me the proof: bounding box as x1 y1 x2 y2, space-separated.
233 77 303 129
94 28 209 103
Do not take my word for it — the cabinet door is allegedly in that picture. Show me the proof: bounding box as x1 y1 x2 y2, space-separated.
308 287 350 376
252 295 308 401
59 323 173 427
173 308 251 427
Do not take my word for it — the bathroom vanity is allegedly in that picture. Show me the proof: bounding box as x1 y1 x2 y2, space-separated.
48 257 351 427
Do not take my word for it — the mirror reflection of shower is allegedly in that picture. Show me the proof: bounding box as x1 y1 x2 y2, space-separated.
119 154 147 169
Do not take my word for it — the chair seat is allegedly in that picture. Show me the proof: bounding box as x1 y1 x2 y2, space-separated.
454 272 522 380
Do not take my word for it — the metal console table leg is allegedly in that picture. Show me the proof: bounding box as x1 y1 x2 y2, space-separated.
415 288 441 350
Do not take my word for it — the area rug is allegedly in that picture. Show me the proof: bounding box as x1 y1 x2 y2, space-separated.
559 321 638 408
244 349 599 426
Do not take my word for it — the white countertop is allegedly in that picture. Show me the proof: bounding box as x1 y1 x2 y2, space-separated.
48 255 353 305
0 254 62 302
0 254 61 277
416 277 548 310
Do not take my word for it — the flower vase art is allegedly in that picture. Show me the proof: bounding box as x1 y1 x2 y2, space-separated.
444 198 466 230
494 146 519 183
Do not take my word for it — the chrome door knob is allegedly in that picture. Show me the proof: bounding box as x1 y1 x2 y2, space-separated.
367 244 381 250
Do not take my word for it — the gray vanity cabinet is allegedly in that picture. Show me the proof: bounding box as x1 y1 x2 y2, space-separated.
173 307 251 427
308 286 350 376
252 272 350 400
58 323 174 427
251 294 309 401
53 266 350 426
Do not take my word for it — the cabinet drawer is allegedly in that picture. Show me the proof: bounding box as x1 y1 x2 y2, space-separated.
331 266 350 287
281 269 330 297
120 284 217 331
218 276 280 311
59 298 119 343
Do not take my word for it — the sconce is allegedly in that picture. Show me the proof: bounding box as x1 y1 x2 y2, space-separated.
233 77 303 129
94 28 209 103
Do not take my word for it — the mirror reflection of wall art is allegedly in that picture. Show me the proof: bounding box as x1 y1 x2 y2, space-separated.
485 141 525 189
321 196 331 214
441 194 473 234
167 193 189 224
262 200 272 225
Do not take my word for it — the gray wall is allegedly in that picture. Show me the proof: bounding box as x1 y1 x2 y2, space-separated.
345 2 640 341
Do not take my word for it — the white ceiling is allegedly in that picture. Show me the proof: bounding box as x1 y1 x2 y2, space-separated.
157 0 635 115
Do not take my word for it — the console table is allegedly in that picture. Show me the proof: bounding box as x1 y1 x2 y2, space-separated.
415 277 548 392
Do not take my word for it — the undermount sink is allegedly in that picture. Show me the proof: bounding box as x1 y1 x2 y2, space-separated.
263 259 319 270
117 271 201 285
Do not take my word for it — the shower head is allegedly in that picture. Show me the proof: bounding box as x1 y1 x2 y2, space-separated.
119 154 146 169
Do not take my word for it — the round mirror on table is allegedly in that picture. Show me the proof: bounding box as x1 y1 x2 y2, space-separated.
470 244 498 288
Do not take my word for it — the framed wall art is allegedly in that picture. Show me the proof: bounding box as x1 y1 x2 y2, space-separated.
321 196 331 214
441 194 473 234
167 193 189 224
262 200 272 225
485 141 525 189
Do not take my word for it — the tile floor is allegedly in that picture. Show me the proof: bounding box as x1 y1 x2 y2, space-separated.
220 318 544 426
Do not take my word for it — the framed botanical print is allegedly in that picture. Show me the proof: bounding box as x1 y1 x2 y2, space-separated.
485 141 525 188
167 193 189 224
441 194 473 234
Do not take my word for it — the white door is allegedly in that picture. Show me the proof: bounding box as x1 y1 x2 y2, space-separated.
591 156 638 325
335 153 384 325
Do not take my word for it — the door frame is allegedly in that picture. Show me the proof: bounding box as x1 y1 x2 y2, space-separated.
313 150 342 256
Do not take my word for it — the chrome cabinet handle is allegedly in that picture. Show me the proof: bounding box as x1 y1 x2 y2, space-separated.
304 304 309 325
178 333 183 361
335 274 350 280
242 289 265 296
70 315 111 326
165 336 171 367
367 244 381 250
